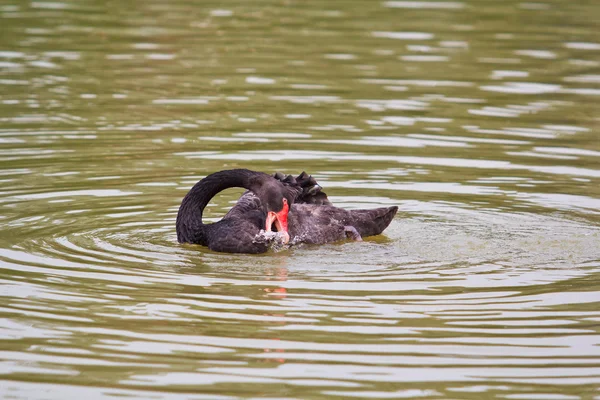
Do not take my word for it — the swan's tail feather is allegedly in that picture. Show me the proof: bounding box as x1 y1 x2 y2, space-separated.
346 206 398 237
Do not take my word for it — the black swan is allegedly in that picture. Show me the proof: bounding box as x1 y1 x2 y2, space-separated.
176 169 398 253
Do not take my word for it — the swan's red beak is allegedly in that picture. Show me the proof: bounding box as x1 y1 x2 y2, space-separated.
266 199 290 244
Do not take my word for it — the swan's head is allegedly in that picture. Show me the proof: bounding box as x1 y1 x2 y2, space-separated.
265 197 289 244
261 184 291 244
248 175 293 244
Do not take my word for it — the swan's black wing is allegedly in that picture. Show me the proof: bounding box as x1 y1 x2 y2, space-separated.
288 204 398 244
279 172 398 241
273 171 332 206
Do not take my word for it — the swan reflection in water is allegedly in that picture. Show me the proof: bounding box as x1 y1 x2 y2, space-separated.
176 169 398 253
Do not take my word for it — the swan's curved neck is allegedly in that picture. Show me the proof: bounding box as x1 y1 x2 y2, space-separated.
176 169 267 244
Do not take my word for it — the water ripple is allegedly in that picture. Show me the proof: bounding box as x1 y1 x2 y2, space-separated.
1 0 600 398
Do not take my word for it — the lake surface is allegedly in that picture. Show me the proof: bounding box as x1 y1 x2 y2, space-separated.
1 0 600 399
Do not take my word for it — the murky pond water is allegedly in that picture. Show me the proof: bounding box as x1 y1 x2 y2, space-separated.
1 0 600 398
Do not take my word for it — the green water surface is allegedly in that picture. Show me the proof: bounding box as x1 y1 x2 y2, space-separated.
1 0 600 399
